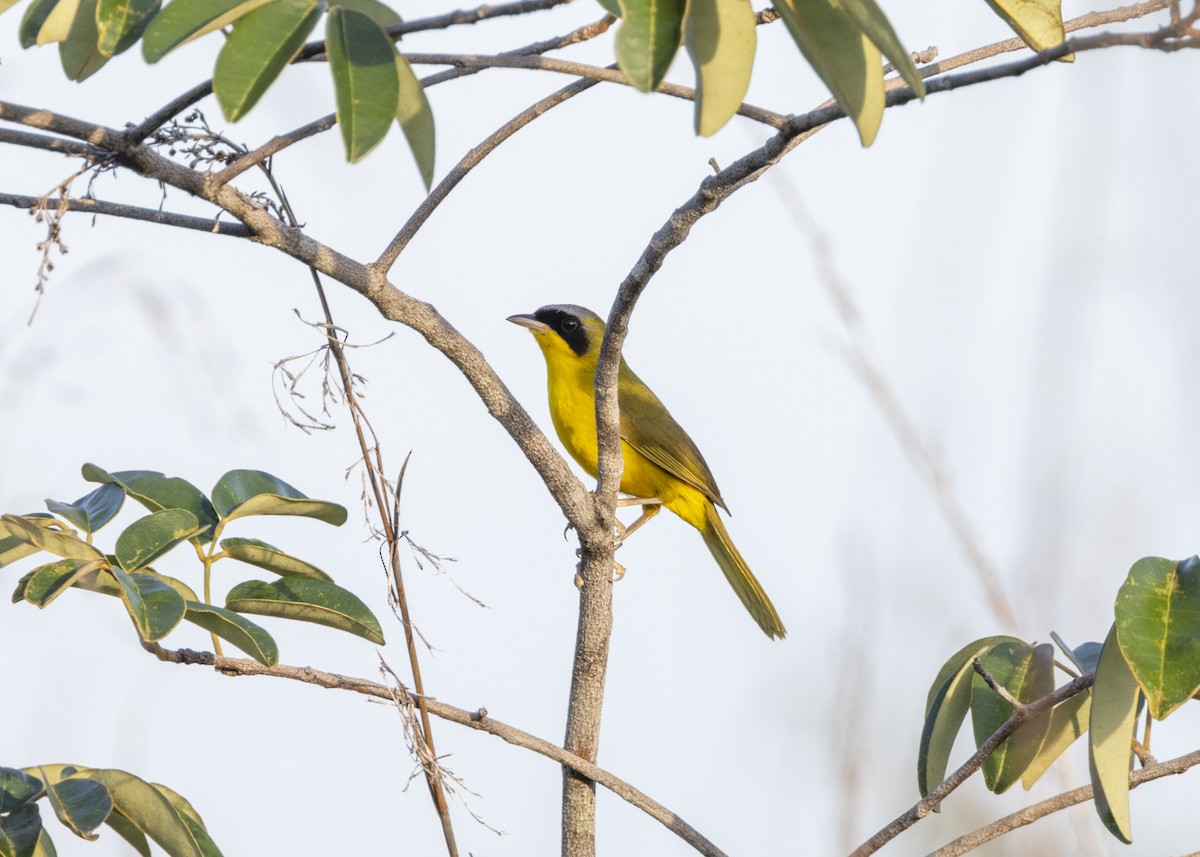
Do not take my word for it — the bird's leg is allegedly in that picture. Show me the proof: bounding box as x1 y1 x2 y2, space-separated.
614 499 662 545
574 548 625 585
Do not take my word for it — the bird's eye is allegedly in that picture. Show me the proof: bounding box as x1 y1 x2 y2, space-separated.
561 318 578 332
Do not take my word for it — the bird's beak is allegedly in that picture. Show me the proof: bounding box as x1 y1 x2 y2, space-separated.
507 313 550 333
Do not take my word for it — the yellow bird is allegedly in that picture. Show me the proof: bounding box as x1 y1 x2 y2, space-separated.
508 304 786 639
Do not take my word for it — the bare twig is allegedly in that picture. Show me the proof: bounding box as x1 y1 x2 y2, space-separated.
929 747 1200 856
213 114 337 188
0 193 252 237
849 674 1095 856
0 128 93 156
296 0 574 61
972 658 1026 712
152 647 729 857
376 74 599 273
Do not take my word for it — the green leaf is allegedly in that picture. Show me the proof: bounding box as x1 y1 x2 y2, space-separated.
36 0 79 43
213 0 324 122
0 769 43 813
30 828 55 857
12 570 36 604
772 0 884 146
114 509 201 572
615 0 685 93
149 785 220 857
970 641 1054 793
211 470 347 525
0 804 42 857
984 0 1070 57
327 8 399 162
45 483 124 534
141 0 271 62
219 537 331 580
833 0 924 97
59 0 111 80
329 0 400 28
103 811 150 857
0 514 104 563
1115 555 1200 720
41 769 111 841
227 576 384 644
82 465 219 546
184 601 279 666
97 0 162 56
72 565 123 597
1 515 71 569
112 567 187 641
1088 625 1138 843
19 0 59 47
682 0 755 136
396 52 434 190
72 770 207 857
917 635 1021 802
596 0 620 13
23 558 108 608
1019 691 1090 789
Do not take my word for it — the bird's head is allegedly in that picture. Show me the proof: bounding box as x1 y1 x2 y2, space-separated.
507 304 605 361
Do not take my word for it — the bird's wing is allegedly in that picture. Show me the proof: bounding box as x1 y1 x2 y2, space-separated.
617 362 728 511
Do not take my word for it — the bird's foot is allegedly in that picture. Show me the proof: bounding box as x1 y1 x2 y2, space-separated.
574 548 625 585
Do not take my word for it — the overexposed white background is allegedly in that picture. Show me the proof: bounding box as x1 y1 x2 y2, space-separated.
3 1 1200 854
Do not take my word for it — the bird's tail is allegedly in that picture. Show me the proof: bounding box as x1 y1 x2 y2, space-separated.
700 505 786 639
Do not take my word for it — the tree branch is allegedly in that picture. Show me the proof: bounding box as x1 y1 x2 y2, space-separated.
375 73 600 273
154 647 729 857
0 193 253 237
929 747 1200 856
0 128 93 157
848 673 1095 857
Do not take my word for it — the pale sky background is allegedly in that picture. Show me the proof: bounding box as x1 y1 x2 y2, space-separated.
3 1 1200 855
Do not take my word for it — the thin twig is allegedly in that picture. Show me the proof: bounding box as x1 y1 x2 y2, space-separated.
0 193 252 237
295 0 573 61
929 747 1200 856
126 81 214 143
972 658 1026 712
0 128 93 156
152 647 729 857
376 74 599 273
404 52 787 127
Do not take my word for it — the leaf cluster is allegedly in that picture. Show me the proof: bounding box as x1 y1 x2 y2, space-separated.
1 0 1074 175
0 763 219 857
919 555 1200 844
2 464 384 668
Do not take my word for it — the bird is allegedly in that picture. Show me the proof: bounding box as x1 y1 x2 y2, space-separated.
508 304 786 639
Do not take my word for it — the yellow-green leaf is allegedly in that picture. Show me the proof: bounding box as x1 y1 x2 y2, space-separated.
23 558 107 608
329 0 400 28
1019 691 1090 789
141 0 272 62
918 635 1022 803
96 0 161 56
396 52 434 189
772 0 884 146
327 7 399 162
615 0 685 93
0 804 42 857
214 0 323 121
36 0 79 43
970 641 1054 794
112 567 187 641
683 0 756 136
20 0 60 48
211 470 347 525
984 0 1071 59
114 509 201 572
0 514 103 563
1115 555 1200 720
71 770 206 857
1 514 76 568
219 537 332 580
1088 625 1138 843
184 601 279 667
41 768 111 841
227 576 384 644
834 0 924 97
59 0 110 80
